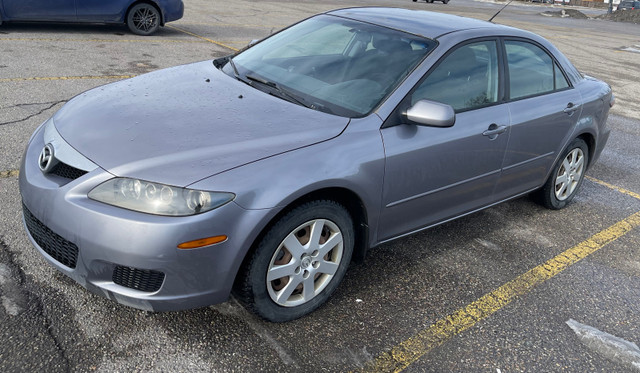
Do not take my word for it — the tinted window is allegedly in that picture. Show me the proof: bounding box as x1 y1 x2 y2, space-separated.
506 40 569 100
412 40 499 111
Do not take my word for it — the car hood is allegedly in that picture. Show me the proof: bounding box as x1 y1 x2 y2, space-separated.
53 61 349 187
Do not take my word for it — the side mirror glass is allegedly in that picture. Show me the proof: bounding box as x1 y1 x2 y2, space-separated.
404 100 455 127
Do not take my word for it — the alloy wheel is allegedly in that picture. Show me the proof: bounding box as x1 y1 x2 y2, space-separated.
266 219 344 307
555 148 585 201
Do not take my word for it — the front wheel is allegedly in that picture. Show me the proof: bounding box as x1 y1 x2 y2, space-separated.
235 200 354 322
127 3 160 36
534 138 589 210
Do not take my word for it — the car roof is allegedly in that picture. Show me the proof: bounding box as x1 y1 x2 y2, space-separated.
326 7 513 39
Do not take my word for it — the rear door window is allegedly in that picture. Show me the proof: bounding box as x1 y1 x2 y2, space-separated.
505 40 570 100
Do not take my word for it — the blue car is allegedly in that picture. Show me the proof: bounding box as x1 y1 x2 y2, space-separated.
0 0 184 35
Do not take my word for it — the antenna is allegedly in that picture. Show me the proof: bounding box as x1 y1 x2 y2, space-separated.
488 0 514 23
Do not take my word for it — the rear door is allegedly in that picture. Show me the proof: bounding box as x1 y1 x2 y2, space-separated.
494 39 582 200
76 0 130 22
3 0 76 20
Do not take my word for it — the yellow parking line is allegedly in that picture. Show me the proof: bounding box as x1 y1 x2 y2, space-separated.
0 37 206 44
181 21 286 28
0 75 135 83
360 210 640 373
587 176 640 201
166 24 239 51
0 170 19 178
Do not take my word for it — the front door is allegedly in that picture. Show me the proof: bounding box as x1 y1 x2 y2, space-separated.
377 40 510 241
3 0 76 20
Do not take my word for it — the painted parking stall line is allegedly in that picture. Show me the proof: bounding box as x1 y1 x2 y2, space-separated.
0 170 19 178
165 24 239 51
183 21 286 28
587 176 640 201
360 210 640 373
360 177 640 372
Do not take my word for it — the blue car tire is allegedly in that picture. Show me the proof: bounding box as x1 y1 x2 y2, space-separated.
127 3 160 36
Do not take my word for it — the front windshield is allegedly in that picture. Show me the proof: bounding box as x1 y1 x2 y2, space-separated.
224 14 436 117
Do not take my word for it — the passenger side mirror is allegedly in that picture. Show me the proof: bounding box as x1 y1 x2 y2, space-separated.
404 100 455 127
248 39 260 47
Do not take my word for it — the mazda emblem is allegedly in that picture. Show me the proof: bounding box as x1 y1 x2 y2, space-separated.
38 144 57 173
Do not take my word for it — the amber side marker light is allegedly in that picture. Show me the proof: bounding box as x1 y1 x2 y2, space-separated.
178 235 228 249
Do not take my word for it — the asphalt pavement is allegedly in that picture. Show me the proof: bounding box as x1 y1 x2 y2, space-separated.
1 0 640 372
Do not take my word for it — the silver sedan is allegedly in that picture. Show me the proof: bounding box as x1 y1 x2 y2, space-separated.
20 7 613 322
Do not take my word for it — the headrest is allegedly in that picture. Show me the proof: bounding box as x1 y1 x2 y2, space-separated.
373 39 411 55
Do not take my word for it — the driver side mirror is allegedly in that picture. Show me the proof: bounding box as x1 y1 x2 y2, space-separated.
404 100 455 127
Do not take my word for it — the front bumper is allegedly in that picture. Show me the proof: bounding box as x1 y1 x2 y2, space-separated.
19 124 269 312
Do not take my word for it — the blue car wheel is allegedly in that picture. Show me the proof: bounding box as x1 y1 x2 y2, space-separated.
127 3 160 36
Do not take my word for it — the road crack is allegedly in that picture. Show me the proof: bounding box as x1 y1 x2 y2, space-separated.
0 100 67 126
0 237 71 372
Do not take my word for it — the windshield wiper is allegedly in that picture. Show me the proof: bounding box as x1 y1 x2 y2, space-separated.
245 74 312 109
228 58 240 79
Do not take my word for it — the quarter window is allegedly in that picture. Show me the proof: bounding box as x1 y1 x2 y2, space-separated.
412 41 499 112
505 40 570 100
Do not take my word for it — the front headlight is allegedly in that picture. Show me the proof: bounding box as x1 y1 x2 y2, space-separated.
88 178 235 216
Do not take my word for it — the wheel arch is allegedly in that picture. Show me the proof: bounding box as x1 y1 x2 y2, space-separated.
125 0 164 25
232 186 370 291
576 131 596 169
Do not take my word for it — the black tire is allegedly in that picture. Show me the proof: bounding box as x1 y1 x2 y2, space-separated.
534 138 589 210
127 3 160 36
413 0 418 2
443 0 450 3
235 200 354 322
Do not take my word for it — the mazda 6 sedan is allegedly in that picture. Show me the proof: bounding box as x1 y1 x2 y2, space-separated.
20 8 613 322
0 0 183 35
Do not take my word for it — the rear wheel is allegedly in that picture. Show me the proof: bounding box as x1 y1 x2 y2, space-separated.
127 3 160 36
235 200 354 322
534 138 588 210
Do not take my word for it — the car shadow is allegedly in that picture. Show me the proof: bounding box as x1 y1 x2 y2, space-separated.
0 22 183 37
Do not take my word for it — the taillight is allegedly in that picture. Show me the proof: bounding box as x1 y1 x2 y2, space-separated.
609 93 615 108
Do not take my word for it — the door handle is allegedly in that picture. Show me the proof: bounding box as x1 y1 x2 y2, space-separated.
482 124 507 139
563 102 581 115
